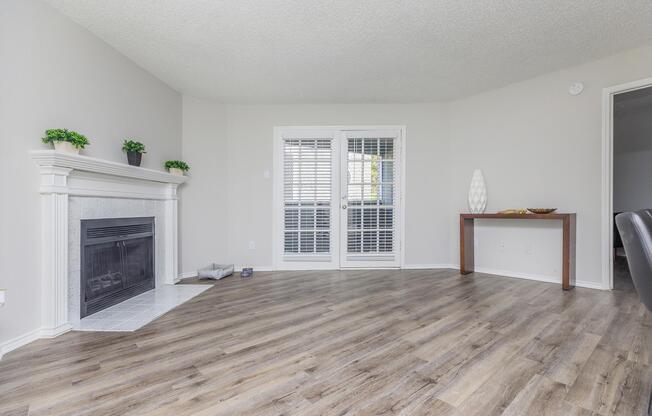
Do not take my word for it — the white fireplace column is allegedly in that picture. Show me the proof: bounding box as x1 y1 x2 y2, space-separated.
164 185 179 289
31 151 187 337
39 166 73 336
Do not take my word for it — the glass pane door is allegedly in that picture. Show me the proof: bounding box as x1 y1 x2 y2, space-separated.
83 241 124 303
276 127 400 270
277 129 340 269
341 131 399 267
123 237 154 289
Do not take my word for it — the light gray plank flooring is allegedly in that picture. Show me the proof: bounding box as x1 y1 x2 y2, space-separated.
0 269 650 415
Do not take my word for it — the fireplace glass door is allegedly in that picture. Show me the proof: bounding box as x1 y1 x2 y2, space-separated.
123 237 154 288
81 217 155 317
84 241 124 301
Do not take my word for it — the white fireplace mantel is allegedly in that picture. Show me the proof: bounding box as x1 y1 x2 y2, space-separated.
30 150 188 338
30 150 187 198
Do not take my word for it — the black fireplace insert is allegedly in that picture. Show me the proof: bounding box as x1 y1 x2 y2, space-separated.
80 217 155 318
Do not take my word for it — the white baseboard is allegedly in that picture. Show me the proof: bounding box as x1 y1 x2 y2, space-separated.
574 280 605 290
470 266 561 285
235 265 274 272
0 324 72 360
176 271 198 282
0 328 40 360
181 264 605 290
404 264 605 290
40 324 73 338
403 263 458 270
443 264 604 290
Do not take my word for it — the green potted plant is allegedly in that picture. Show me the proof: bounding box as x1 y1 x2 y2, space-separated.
165 160 190 176
42 129 90 154
122 139 146 166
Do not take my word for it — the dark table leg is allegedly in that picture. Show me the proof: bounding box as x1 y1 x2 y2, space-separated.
460 217 474 274
562 214 576 290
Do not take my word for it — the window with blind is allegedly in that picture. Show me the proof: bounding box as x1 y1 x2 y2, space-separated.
283 138 332 255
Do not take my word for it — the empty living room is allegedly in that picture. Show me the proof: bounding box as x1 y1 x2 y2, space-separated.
3 1 652 415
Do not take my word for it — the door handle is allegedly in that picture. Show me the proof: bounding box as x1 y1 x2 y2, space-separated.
342 204 347 209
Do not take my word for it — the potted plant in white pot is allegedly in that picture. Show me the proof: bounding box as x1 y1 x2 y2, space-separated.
42 129 90 154
122 139 146 166
165 160 190 176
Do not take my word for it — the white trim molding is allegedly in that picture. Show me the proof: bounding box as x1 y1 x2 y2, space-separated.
403 264 603 290
402 264 459 270
29 150 188 341
601 77 652 291
30 150 187 186
0 328 42 360
0 325 75 360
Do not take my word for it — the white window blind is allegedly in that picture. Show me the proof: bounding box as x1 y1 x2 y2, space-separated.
283 138 332 254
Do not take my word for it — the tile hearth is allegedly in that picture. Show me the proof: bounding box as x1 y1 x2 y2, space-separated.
73 284 210 332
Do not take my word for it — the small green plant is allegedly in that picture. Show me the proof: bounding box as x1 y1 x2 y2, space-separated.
122 139 146 153
41 129 90 149
165 160 190 172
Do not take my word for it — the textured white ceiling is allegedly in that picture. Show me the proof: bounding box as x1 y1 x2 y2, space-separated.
45 0 652 103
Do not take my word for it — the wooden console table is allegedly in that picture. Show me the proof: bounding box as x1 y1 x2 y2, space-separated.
460 213 576 290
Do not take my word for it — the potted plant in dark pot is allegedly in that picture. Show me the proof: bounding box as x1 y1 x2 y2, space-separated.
42 129 90 154
122 139 146 166
165 160 190 176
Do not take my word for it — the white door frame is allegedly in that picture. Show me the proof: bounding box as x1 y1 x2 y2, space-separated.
601 77 652 290
273 125 407 271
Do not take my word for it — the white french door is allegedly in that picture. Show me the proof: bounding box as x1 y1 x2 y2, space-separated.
340 131 400 268
275 127 402 270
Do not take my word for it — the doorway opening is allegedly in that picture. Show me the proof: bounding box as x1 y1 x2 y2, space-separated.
603 78 652 290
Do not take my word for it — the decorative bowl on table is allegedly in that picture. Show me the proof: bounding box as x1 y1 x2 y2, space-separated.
527 208 557 214
498 209 527 214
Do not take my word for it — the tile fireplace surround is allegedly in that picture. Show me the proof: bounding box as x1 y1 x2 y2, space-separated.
29 150 188 338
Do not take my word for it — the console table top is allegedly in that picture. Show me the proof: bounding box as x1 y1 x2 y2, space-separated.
460 213 575 220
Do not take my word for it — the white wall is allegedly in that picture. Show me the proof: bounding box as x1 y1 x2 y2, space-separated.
179 102 451 273
0 0 181 347
448 44 652 288
180 45 652 289
179 97 228 275
613 105 652 212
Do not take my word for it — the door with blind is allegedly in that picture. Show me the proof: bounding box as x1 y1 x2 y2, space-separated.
340 131 400 267
275 127 402 269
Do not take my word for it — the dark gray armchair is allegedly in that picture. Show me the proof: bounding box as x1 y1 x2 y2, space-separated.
615 211 652 313
615 210 652 416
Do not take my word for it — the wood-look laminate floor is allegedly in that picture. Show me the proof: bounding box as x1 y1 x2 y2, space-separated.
1 269 651 416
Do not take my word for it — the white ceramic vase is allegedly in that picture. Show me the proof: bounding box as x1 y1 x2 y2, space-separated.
169 167 185 176
53 141 80 154
468 169 487 214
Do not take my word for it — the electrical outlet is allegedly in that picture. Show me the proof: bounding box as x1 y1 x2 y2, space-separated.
498 241 505 253
248 241 256 250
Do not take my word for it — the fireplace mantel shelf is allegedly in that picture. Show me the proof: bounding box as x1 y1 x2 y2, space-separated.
30 150 188 185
